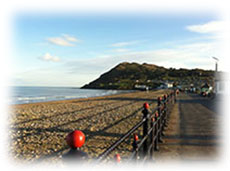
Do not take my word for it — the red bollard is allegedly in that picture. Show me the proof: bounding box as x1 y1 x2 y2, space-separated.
155 111 159 118
115 154 121 163
134 134 139 141
133 133 139 160
143 102 149 109
63 130 87 162
66 130 85 149
158 97 162 101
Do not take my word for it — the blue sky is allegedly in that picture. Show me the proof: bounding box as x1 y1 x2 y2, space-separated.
12 13 223 87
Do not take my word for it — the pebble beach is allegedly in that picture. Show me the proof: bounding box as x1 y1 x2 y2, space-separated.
9 89 169 163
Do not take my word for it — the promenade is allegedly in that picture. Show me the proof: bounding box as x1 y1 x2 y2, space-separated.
155 92 221 162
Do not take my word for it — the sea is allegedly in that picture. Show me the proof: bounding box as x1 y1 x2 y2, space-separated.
10 86 131 105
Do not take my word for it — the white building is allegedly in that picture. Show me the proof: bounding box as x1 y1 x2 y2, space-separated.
159 82 173 89
134 84 149 91
214 72 229 96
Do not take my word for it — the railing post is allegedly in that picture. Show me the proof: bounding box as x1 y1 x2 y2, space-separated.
166 94 170 123
164 94 167 111
174 89 177 103
142 103 150 157
150 117 155 159
159 95 165 137
132 134 139 161
162 94 167 134
154 111 159 151
157 97 163 143
165 93 170 127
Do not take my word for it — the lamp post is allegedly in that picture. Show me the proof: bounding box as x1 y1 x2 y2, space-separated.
212 57 219 95
212 57 219 72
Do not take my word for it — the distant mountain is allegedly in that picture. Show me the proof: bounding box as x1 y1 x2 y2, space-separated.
81 62 214 90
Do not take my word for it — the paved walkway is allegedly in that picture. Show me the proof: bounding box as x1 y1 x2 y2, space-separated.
154 92 222 162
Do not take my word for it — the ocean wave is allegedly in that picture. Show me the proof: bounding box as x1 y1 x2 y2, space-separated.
16 95 80 101
11 87 131 104
17 96 48 101
14 95 91 104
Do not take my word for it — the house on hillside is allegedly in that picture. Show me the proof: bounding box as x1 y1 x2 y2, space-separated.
134 84 149 91
159 82 173 89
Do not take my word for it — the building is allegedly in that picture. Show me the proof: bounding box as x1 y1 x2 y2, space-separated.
214 72 228 96
159 82 173 89
134 84 149 91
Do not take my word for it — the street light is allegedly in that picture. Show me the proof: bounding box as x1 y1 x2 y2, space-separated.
212 57 219 95
212 56 219 72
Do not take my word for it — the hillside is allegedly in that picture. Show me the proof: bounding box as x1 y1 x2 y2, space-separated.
81 62 214 90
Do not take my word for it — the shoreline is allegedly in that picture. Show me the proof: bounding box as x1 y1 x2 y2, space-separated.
11 90 138 107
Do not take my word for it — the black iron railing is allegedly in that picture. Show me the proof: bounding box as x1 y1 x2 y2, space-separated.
96 90 177 163
63 90 178 163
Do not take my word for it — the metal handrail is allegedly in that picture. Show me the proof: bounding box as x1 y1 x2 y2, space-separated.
97 117 146 162
95 90 177 163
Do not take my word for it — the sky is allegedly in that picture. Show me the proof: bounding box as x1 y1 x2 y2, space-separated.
12 13 224 87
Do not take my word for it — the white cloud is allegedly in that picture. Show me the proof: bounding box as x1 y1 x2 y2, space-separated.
62 34 79 42
39 53 60 62
110 41 138 47
186 21 225 34
47 34 79 46
112 48 130 53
